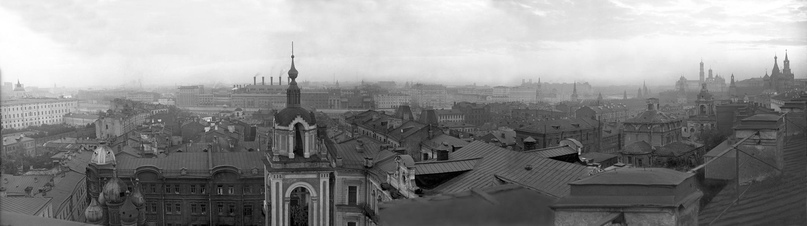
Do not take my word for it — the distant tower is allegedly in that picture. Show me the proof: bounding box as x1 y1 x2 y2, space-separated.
642 81 648 97
708 67 713 79
771 54 782 92
696 83 714 116
570 82 579 101
699 59 705 84
729 74 737 97
597 92 603 106
637 88 642 99
783 50 792 78
623 90 627 100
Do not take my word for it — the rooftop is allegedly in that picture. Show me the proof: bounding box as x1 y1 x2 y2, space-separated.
570 168 693 186
0 197 52 215
379 184 555 226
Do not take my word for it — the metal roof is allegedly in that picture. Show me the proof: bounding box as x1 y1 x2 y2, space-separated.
570 168 693 186
414 158 481 175
0 197 52 215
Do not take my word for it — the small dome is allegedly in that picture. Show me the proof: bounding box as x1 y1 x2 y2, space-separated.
120 197 139 224
84 197 104 222
130 182 145 207
234 107 243 111
102 174 127 204
275 107 313 127
90 142 116 165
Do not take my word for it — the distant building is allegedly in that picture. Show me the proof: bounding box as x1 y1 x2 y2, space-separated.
622 98 683 147
176 85 204 107
124 92 160 104
513 117 600 153
64 113 98 127
1 98 79 129
675 59 727 93
685 83 717 142
373 93 410 109
452 102 491 126
763 52 796 93
433 109 464 123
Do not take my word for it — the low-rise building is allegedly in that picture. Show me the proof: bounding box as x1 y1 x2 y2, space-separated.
374 93 410 109
63 113 98 127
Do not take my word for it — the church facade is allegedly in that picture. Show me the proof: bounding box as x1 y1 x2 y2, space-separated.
763 52 795 94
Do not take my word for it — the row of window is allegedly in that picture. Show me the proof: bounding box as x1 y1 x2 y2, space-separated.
142 184 262 195
155 202 254 216
2 103 75 112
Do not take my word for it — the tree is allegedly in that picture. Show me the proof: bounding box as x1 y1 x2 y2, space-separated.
698 128 727 151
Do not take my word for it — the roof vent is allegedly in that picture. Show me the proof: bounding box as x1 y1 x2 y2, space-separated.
524 165 533 171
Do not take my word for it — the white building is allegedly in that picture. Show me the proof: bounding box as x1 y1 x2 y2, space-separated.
1 98 79 129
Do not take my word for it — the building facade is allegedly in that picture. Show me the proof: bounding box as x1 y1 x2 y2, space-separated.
622 98 683 148
1 98 79 129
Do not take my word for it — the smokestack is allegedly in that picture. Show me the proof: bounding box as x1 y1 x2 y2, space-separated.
280 76 282 85
262 77 265 85
271 77 273 85
253 77 256 85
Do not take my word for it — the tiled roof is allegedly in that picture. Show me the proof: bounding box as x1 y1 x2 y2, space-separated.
333 136 384 168
0 197 52 215
379 184 556 226
2 174 52 196
414 158 481 175
435 141 590 197
422 134 469 150
698 135 807 225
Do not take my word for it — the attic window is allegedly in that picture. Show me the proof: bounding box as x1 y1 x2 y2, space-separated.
571 123 580 127
551 125 560 129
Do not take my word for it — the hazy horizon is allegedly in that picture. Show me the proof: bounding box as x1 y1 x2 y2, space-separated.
1 0 805 88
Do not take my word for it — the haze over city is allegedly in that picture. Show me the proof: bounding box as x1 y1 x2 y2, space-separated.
0 0 805 88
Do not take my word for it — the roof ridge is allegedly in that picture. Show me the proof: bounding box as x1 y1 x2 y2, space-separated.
414 157 483 165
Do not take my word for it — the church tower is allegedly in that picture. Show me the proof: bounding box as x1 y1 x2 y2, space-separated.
729 74 737 97
699 60 705 84
696 83 715 116
783 50 793 80
266 43 333 226
570 82 579 101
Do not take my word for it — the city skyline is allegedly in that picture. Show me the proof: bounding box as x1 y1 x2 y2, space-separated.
0 0 805 88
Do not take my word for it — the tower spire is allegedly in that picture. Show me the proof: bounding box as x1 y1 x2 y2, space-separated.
286 42 301 108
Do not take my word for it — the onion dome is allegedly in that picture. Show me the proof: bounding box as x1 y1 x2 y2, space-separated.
84 197 104 223
120 197 139 224
288 44 298 80
102 170 127 204
98 192 106 205
90 142 116 165
130 180 145 207
275 107 313 127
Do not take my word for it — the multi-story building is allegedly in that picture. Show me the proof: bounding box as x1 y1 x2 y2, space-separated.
176 85 204 107
409 84 448 109
1 98 79 129
85 143 265 226
575 105 632 123
622 98 683 147
301 89 330 110
64 113 99 127
125 92 160 104
513 117 600 153
95 112 150 139
2 135 35 157
374 93 410 109
451 102 491 126
686 83 717 142
433 109 464 123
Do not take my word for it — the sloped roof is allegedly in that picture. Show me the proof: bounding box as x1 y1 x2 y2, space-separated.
333 136 384 168
513 117 599 134
435 141 590 197
624 110 679 124
415 158 481 175
115 151 264 177
698 135 807 225
525 145 577 158
0 197 51 215
379 184 556 226
580 152 618 163
570 168 692 186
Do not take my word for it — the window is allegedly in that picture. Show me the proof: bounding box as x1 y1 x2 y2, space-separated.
217 185 223 195
190 185 196 194
347 222 357 226
175 203 181 214
191 204 197 215
201 204 207 214
229 204 235 215
166 203 172 214
348 186 358 205
228 186 234 195
243 185 251 194
165 184 171 193
201 185 207 194
218 203 224 215
244 204 252 216
175 185 180 194
150 203 158 213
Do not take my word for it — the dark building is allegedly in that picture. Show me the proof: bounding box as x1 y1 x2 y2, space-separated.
513 117 600 153
451 102 491 126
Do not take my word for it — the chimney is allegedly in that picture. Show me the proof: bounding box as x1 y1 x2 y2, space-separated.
0 187 6 197
280 76 282 85
436 150 449 160
254 77 257 85
364 157 374 168
25 186 33 197
271 77 274 85
262 77 265 85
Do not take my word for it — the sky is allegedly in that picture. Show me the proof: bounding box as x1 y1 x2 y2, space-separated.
0 0 805 88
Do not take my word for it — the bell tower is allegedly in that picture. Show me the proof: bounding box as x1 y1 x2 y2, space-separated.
265 43 334 226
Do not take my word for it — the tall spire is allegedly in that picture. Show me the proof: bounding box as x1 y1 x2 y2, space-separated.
772 54 780 74
285 42 301 108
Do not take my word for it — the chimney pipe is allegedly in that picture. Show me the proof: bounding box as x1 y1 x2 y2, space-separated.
280 76 282 85
254 77 256 85
271 77 274 85
262 77 265 85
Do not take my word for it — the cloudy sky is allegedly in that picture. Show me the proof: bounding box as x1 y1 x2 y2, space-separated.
0 0 805 88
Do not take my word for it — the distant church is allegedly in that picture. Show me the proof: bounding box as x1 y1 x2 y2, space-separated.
763 51 795 94
676 60 727 93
